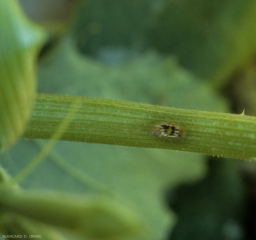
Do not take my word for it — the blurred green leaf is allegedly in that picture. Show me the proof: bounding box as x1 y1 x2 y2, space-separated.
0 0 45 150
37 39 228 112
148 0 256 87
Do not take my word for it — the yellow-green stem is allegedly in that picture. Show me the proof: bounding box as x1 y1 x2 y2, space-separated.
24 93 256 160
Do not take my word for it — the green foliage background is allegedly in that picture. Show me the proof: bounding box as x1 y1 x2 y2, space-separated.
1 0 256 239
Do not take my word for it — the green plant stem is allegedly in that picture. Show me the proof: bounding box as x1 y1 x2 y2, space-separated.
24 93 256 160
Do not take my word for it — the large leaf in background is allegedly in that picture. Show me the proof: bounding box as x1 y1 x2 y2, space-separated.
148 0 256 87
37 40 228 112
1 39 228 240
